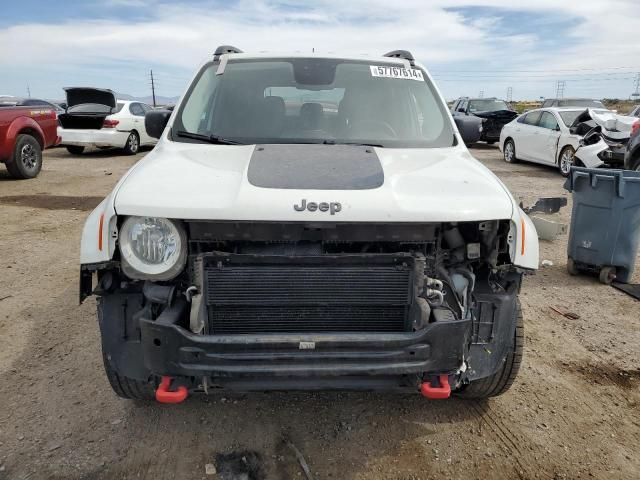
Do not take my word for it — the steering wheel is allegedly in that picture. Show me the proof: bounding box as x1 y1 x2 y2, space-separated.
353 120 398 138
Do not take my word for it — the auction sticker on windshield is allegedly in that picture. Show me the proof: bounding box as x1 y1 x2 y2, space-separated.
370 65 424 81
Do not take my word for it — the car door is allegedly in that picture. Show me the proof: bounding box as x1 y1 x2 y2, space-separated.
530 111 561 165
129 102 149 142
138 103 155 144
512 110 542 161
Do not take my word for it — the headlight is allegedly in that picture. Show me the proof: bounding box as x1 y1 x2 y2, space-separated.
119 216 187 280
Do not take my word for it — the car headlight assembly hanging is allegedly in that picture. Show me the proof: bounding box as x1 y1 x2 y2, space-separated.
118 216 187 280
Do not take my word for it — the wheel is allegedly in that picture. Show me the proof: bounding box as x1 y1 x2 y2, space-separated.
102 350 156 401
98 300 155 401
123 131 140 155
455 300 524 399
66 145 85 155
567 257 580 276
5 134 43 179
503 139 517 163
558 146 576 177
599 266 616 285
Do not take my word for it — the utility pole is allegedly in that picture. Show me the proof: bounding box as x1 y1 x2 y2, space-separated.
632 73 640 98
506 86 513 103
150 70 157 107
555 80 566 99
478 90 484 99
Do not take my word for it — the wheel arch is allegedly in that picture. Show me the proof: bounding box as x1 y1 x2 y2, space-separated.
17 127 44 149
556 142 576 166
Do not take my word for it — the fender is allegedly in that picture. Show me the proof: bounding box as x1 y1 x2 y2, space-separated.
511 207 539 270
80 194 119 264
0 114 47 161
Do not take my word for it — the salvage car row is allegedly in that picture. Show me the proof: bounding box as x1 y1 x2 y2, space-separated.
450 95 640 175
0 90 158 178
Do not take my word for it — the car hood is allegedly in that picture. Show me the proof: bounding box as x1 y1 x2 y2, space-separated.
472 110 518 121
113 141 515 222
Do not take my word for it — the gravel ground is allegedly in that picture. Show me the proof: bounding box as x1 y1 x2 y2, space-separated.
0 145 638 480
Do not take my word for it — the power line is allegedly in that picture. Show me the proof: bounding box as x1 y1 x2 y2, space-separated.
430 65 640 74
436 76 638 83
556 81 566 99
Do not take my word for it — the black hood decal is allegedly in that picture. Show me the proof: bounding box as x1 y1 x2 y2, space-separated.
247 144 384 190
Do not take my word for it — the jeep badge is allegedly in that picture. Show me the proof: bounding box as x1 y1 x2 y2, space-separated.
293 199 342 215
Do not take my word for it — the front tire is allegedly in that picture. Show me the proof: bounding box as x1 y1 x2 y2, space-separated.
123 131 140 155
503 139 517 163
66 145 85 155
456 300 524 399
98 299 155 401
6 134 43 179
559 146 575 177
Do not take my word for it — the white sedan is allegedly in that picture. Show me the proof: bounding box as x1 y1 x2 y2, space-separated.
499 107 587 177
58 88 157 155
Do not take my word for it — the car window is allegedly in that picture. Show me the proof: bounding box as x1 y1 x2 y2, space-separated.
129 103 145 116
451 100 459 112
113 102 125 113
458 100 467 112
522 111 542 126
558 111 583 127
468 99 509 113
175 58 455 148
558 99 604 108
141 104 152 113
538 112 559 130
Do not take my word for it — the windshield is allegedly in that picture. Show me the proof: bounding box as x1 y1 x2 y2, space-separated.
557 99 603 108
173 58 454 148
468 99 509 113
558 111 584 127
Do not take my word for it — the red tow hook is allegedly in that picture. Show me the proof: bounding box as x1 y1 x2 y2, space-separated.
420 374 451 399
155 376 188 404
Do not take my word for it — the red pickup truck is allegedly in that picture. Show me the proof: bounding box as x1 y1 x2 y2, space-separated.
0 106 59 179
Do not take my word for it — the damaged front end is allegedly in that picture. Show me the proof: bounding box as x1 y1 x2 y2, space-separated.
81 218 527 398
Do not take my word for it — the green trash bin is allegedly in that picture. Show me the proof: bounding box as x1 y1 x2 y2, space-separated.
564 167 640 284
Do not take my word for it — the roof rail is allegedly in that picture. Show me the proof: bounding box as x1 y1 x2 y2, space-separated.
383 50 415 65
214 45 243 59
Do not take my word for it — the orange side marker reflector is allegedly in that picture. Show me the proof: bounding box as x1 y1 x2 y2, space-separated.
98 213 105 251
520 218 526 256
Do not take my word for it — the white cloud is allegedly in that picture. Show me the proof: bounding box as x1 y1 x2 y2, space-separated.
0 0 638 99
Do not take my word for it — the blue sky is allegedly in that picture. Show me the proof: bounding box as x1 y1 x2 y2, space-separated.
1 0 638 102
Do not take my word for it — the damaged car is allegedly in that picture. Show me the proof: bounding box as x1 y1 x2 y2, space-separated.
79 47 539 403
500 107 636 176
452 97 518 145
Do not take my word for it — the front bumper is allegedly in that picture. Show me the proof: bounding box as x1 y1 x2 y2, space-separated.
139 299 470 382
58 127 129 148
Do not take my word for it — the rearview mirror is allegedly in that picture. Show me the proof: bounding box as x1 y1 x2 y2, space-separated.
457 108 466 113
145 109 172 139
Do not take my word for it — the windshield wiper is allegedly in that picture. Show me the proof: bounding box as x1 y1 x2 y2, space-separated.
175 130 244 145
321 140 385 148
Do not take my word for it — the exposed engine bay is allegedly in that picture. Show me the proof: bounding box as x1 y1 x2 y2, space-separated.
573 108 637 168
85 219 523 393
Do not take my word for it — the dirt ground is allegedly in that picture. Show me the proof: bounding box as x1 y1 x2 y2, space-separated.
0 145 638 480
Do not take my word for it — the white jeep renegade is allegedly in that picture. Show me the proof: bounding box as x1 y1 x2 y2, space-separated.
80 46 538 402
